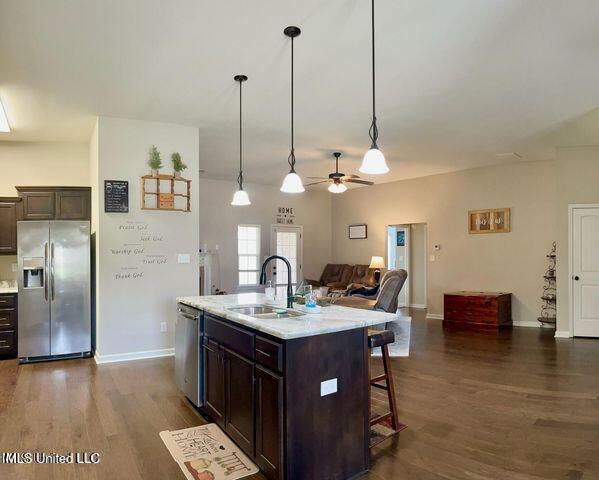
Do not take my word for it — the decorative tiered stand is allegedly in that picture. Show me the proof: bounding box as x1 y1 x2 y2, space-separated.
538 242 556 327
141 174 191 212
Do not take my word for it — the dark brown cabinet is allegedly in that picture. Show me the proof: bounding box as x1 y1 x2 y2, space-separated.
0 197 20 254
16 187 91 221
203 338 226 427
0 293 18 358
225 348 255 457
255 365 284 480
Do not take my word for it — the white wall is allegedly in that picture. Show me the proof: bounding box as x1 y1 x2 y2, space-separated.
93 117 199 360
198 178 332 294
332 160 557 325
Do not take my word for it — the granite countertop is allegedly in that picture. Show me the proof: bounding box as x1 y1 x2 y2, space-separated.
177 293 407 340
0 285 18 294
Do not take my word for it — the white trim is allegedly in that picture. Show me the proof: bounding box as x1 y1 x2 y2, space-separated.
554 330 572 339
410 304 427 309
512 321 541 328
94 348 174 364
568 203 599 337
426 313 443 320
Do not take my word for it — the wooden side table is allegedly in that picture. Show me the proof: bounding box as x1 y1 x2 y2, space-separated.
443 291 512 331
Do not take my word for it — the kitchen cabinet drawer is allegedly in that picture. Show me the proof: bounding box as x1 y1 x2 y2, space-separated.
204 315 254 359
0 331 16 355
0 295 16 309
0 309 16 330
255 336 283 373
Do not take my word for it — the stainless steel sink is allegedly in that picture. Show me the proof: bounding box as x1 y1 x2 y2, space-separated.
226 304 305 319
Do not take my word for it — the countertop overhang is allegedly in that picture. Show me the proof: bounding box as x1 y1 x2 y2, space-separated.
177 293 406 340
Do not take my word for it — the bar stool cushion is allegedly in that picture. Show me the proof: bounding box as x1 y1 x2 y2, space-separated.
367 329 395 349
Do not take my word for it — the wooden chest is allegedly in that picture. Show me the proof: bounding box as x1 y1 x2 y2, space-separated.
443 291 512 331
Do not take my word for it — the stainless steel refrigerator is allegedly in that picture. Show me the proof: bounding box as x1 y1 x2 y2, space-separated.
17 221 91 362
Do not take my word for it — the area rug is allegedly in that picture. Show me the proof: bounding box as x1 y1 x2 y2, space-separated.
370 316 411 357
160 424 259 480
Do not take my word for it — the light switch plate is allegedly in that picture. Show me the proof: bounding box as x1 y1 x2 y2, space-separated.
320 378 338 397
177 254 190 264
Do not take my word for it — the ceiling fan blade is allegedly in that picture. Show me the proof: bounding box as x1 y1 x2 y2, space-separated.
306 176 329 180
341 174 360 180
305 180 331 187
345 179 374 186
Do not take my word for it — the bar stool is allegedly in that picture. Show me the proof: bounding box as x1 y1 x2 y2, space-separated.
368 329 407 447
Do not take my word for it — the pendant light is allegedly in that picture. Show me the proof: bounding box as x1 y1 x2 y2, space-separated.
359 0 390 175
231 74 251 206
280 26 305 193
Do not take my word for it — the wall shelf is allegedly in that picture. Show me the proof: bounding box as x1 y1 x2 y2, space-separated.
141 174 191 212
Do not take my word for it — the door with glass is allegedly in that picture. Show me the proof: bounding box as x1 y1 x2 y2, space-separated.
270 226 303 298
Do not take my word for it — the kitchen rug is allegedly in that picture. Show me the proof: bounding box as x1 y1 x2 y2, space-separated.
160 424 259 480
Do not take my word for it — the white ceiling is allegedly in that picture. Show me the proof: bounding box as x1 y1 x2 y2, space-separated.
1 0 599 187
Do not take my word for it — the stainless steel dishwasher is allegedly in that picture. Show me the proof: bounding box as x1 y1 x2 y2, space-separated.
175 303 202 407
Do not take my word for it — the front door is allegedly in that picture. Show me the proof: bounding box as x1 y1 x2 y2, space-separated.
572 207 599 337
270 226 303 298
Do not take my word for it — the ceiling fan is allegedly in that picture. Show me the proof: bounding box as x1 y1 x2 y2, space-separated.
306 152 374 193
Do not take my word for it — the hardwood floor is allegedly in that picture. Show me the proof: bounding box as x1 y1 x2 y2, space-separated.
1 310 598 479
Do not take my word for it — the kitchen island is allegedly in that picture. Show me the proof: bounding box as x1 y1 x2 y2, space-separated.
176 293 402 480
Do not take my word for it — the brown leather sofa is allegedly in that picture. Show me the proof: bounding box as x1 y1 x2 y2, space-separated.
306 263 377 293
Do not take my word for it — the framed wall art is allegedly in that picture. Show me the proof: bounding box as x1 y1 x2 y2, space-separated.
469 208 510 234
348 224 368 239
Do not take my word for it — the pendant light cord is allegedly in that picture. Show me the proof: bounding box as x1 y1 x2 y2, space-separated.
237 78 244 189
369 0 379 148
288 35 296 173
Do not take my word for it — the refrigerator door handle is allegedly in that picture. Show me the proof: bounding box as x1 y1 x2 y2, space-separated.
44 242 49 302
51 242 55 301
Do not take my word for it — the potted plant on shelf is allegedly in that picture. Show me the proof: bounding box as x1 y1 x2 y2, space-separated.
148 145 163 176
171 152 187 178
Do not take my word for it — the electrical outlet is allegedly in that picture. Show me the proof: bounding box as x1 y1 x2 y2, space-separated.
160 322 168 333
429 255 436 262
320 378 338 397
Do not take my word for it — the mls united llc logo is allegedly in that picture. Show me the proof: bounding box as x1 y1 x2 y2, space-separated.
2 452 100 464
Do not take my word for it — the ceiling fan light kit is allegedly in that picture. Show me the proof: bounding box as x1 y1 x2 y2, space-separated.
328 182 347 194
280 26 305 194
231 74 251 206
359 0 390 175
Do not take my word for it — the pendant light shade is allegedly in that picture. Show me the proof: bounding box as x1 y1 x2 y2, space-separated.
359 0 390 175
280 26 305 194
231 189 251 206
328 182 347 194
231 74 251 206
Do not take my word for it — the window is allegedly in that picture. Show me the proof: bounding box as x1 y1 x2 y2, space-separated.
238 225 261 286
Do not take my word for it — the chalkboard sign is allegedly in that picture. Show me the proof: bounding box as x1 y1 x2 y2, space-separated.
104 180 129 213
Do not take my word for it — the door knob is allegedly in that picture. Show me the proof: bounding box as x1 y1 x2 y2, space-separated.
574 276 580 281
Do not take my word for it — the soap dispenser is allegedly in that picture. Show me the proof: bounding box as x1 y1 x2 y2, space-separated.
265 280 276 301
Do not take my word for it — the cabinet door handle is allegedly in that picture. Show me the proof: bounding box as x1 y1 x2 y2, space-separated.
255 348 272 358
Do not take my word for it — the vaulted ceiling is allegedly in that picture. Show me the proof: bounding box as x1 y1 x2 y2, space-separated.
1 0 599 186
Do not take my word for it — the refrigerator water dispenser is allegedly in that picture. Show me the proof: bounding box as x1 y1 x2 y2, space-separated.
23 257 44 288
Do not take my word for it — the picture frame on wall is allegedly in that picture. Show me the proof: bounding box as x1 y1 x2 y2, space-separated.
469 208 511 234
348 224 368 239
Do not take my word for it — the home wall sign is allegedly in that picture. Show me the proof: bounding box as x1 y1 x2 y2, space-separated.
349 224 368 239
276 206 295 224
469 208 511 234
104 180 129 213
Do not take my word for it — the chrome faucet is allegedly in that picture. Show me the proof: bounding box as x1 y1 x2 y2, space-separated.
260 255 294 308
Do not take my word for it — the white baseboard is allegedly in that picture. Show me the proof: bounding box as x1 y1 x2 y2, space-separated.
409 304 427 309
512 321 541 328
426 313 443 320
94 348 174 365
554 330 572 339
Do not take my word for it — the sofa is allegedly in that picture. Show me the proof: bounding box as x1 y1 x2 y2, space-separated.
306 263 378 294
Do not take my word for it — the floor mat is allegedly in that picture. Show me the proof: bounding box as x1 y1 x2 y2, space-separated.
160 424 259 480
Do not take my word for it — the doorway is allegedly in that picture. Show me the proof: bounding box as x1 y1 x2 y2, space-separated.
571 206 599 337
270 225 303 297
387 223 427 309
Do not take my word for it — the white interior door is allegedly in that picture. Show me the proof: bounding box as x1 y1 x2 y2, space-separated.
270 225 303 298
572 207 599 337
387 225 410 307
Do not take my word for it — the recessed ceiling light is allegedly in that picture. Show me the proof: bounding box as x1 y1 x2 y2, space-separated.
495 152 522 158
0 99 10 133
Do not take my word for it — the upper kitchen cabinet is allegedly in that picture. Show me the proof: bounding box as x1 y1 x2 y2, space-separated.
0 197 21 254
16 187 91 221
